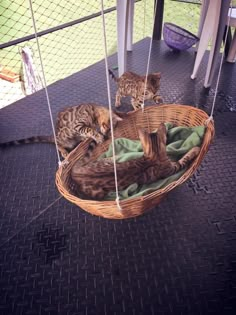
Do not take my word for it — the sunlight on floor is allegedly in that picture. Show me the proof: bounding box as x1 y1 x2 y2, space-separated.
0 78 25 109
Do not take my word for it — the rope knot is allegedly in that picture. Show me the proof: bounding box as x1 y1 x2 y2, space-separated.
59 159 69 168
115 196 122 211
205 116 214 126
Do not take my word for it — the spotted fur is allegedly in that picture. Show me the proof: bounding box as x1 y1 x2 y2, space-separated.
0 103 123 158
71 123 200 200
109 69 163 110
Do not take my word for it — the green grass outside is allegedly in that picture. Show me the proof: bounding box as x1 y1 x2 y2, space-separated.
0 0 201 86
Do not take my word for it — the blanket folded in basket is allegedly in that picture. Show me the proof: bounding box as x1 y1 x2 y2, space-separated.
99 123 205 200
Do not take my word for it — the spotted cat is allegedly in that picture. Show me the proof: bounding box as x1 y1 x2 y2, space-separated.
71 123 200 200
0 103 123 158
109 69 162 110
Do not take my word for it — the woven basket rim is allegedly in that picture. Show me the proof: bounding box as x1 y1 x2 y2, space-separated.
55 104 215 219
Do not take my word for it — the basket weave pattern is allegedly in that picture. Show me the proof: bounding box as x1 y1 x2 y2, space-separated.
56 104 214 219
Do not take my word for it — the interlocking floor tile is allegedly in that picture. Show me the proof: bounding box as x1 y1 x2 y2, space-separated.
0 39 235 314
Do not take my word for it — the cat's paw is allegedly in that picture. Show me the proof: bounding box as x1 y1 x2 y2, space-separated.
153 95 163 103
95 133 105 144
59 149 69 159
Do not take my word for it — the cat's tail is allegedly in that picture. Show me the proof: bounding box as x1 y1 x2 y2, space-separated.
108 69 118 82
0 135 55 148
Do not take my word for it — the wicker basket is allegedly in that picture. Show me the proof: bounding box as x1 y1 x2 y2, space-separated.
56 104 214 219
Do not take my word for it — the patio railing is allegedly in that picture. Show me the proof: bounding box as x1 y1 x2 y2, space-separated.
0 0 200 108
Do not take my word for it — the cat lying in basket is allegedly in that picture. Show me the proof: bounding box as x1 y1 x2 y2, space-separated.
0 103 123 158
70 123 200 200
109 69 163 111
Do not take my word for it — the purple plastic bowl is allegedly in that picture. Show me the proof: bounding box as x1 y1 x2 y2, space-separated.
163 22 199 51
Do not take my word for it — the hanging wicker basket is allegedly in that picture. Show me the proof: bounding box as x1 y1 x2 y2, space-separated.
56 104 214 219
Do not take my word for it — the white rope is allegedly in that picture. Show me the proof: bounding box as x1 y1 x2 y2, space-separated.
100 0 122 211
142 0 159 112
0 196 62 248
206 1 233 124
28 0 62 166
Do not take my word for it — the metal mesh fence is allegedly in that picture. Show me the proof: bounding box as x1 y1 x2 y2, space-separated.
164 0 201 35
0 0 201 109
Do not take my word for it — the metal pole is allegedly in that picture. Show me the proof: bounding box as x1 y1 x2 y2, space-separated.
153 0 165 40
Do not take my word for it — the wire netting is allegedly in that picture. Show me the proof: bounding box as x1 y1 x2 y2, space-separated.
164 0 201 35
0 0 201 109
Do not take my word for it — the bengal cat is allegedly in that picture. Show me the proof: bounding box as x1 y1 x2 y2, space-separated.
71 123 200 200
0 103 123 158
109 69 163 110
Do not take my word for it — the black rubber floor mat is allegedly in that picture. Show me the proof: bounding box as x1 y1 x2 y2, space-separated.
0 39 236 315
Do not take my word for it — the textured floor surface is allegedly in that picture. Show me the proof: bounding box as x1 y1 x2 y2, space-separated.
0 39 236 315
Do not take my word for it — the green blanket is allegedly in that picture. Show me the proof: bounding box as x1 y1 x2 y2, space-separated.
99 123 205 200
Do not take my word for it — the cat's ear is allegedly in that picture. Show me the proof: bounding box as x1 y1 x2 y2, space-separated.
138 128 149 142
154 72 161 79
138 129 158 159
138 129 151 155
